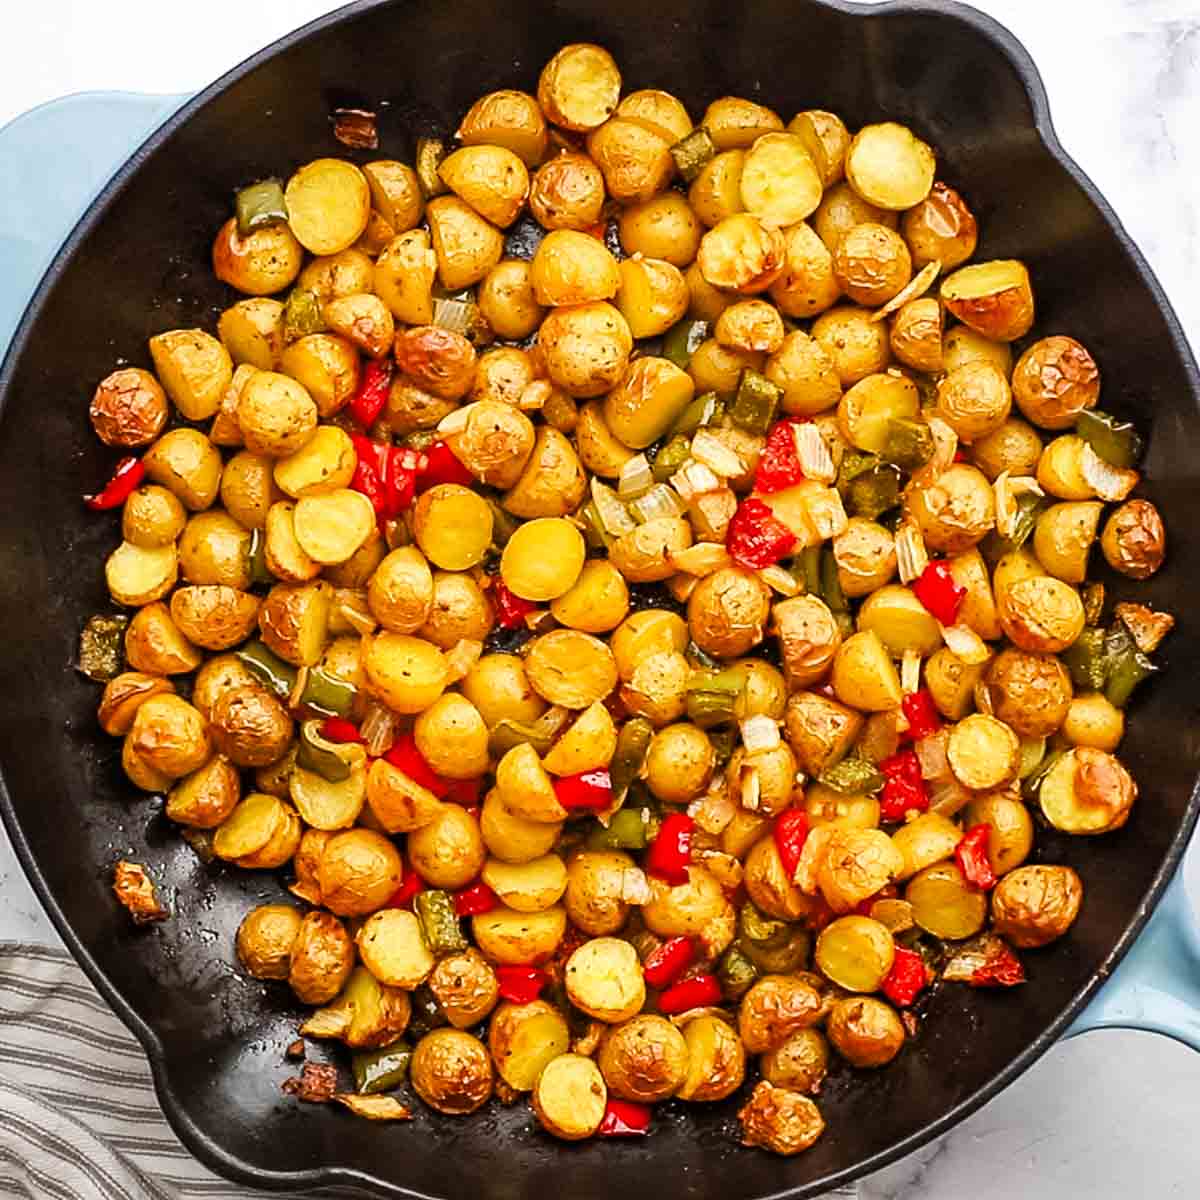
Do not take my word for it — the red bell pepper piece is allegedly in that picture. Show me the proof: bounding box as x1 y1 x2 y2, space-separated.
387 869 425 909
350 434 389 517
495 965 548 1004
553 768 612 811
657 973 721 1015
418 440 474 491
384 735 449 798
955 823 997 891
901 689 941 741
970 942 1026 987
347 358 393 428
882 945 928 1008
753 418 806 494
84 456 145 511
726 497 797 569
386 446 422 517
912 560 967 627
642 937 695 990
879 750 929 822
493 579 538 629
644 812 693 885
772 809 810 880
598 1099 651 1137
443 776 483 806
320 717 363 744
453 881 499 916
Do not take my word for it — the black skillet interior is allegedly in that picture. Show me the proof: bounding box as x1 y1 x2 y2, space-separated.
0 0 1198 1196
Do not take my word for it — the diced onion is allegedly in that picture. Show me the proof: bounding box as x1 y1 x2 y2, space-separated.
740 715 781 753
360 701 399 757
801 485 848 541
444 638 483 683
928 777 972 817
432 297 473 334
519 380 552 411
436 404 473 435
994 471 1044 539
695 849 743 889
338 600 377 637
758 564 801 595
667 573 700 602
926 415 958 475
670 459 722 502
739 764 762 812
791 422 837 484
870 260 941 322
973 679 995 716
688 785 736 835
690 430 745 478
900 648 922 695
590 477 637 535
617 454 654 500
1080 443 1139 501
939 621 990 665
914 730 951 781
618 867 652 905
631 483 687 523
895 520 929 583
669 542 733 576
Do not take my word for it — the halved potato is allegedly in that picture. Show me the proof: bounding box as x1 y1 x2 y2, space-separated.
293 489 376 565
290 756 367 830
941 260 1035 343
285 159 371 255
740 133 823 228
533 1054 607 1140
481 855 568 913
845 122 935 210
541 701 617 775
258 580 331 666
472 904 567 965
357 909 435 989
495 742 567 823
105 541 178 607
538 44 622 132
488 1000 571 1091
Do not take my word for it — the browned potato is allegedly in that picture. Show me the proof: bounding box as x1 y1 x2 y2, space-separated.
123 601 200 675
259 580 332 667
530 152 605 230
98 672 175 736
677 1014 746 1102
212 219 303 296
143 428 223 511
697 214 787 294
687 567 771 659
438 144 530 228
941 260 1035 343
985 648 1072 738
768 221 840 319
374 229 437 325
426 195 504 290
363 160 423 232
524 629 617 709
285 159 370 256
587 117 674 204
618 192 701 266
536 302 633 400
901 182 978 270
367 546 434 634
316 828 403 917
411 1028 493 1115
738 1081 825 1156
813 181 897 253
478 259 545 340
765 330 842 416
642 864 728 939
538 43 621 132
288 909 355 1005
703 97 783 150
826 996 904 1068
964 792 1035 877
488 999 571 1090
760 1027 828 1094
564 937 645 1022
936 360 1012 442
833 222 913 307
905 462 995 553
997 575 1086 654
784 690 862 776
90 367 168 448
457 90 547 166
739 974 824 1054
236 904 303 980
740 132 823 228
429 949 500 1029
170 585 259 651
598 1015 689 1101
532 1053 606 1140
615 256 689 339
1038 747 1136 835
1012 336 1100 430
743 836 812 921
645 722 715 804
128 694 211 779
845 122 935 210
419 571 493 649
609 516 693 583
166 754 240 829
889 297 943 373
408 804 486 889
209 684 292 768
531 229 621 306
991 865 1083 948
817 827 904 913
564 850 637 935
473 904 567 965
811 306 891 387
1101 499 1165 579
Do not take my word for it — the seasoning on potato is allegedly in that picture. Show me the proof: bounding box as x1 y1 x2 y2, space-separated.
77 39 1171 1161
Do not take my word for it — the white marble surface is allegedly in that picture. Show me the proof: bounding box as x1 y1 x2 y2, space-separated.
2 1 1200 1196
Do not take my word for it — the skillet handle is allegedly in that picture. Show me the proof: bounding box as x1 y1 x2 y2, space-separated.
0 90 189 350
1067 864 1200 1051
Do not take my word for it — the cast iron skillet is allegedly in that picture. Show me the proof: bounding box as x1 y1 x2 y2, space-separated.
0 0 1197 1195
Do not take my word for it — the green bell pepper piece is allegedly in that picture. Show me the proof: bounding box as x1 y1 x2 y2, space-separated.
730 369 782 434
235 640 298 700
611 718 654 795
669 127 716 183
235 178 287 236
295 719 353 782
414 890 467 957
353 1042 412 1094
1076 410 1142 470
652 434 693 484
662 319 710 370
717 944 760 1001
299 667 358 718
819 756 885 795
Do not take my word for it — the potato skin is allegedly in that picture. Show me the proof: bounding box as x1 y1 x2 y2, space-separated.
688 567 772 658
411 1028 493 1115
564 850 635 935
236 904 303 980
738 1081 825 1156
826 996 904 1068
760 1027 828 1094
91 368 169 447
1101 499 1166 579
209 684 293 768
991 864 1083 948
428 950 500 1029
738 974 824 1054
317 828 403 917
598 1015 689 1102
288 910 354 1005
1012 336 1100 430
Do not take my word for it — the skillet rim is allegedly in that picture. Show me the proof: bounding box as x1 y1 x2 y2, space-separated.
0 0 1197 1194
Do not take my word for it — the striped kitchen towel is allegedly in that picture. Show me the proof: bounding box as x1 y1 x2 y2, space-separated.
0 942 861 1200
